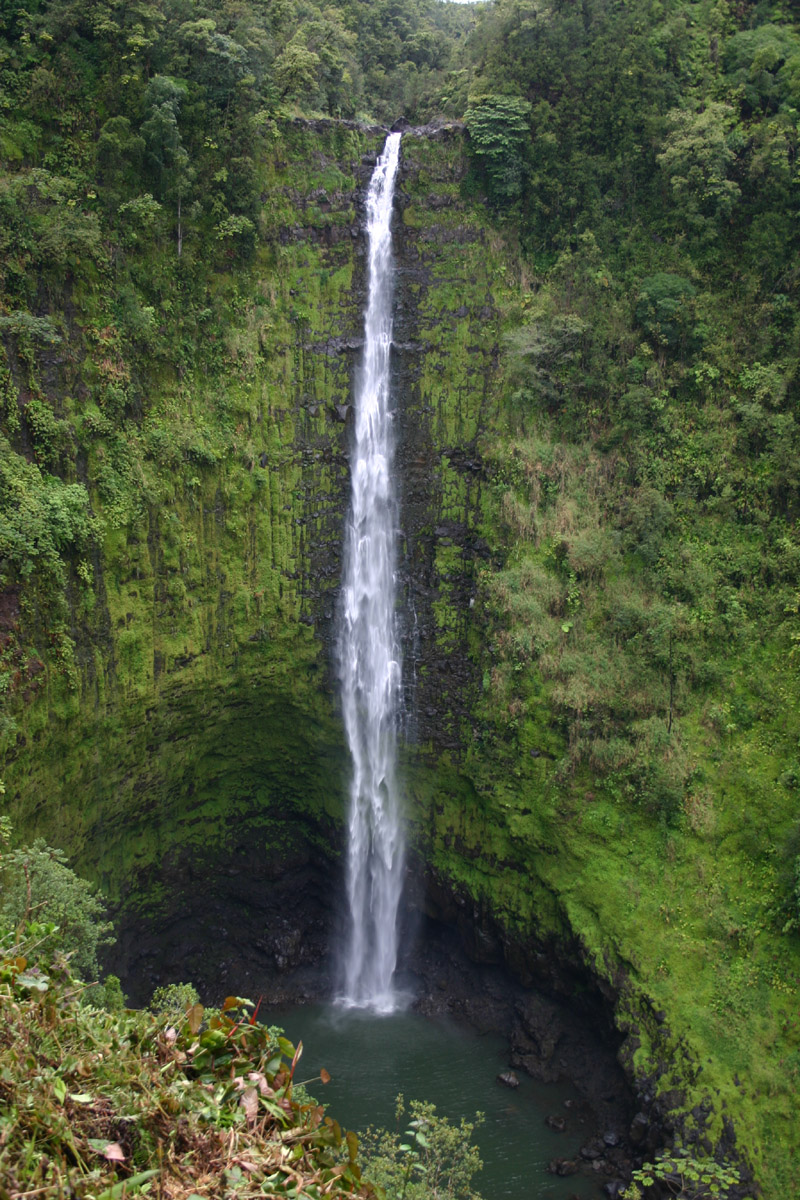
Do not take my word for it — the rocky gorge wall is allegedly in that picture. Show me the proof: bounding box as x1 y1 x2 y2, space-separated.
0 118 784 1194
0 121 514 1001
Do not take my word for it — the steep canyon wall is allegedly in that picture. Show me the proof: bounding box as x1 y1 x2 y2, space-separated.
4 117 797 1193
1 122 513 998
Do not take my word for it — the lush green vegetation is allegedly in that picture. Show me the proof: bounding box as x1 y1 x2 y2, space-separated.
0 817 114 980
0 930 370 1199
358 1097 484 1200
627 1149 741 1200
423 2 800 1195
0 0 471 713
3 0 800 1197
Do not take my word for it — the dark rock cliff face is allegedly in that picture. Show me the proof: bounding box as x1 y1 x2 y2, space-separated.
261 122 499 730
392 127 500 753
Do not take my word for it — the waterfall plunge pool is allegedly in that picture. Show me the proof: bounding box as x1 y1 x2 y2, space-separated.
265 1003 606 1200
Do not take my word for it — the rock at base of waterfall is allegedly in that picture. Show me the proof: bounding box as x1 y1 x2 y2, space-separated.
547 1158 579 1177
496 1070 520 1089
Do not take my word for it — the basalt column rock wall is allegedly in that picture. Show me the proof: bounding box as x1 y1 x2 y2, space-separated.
0 122 514 1003
392 127 506 751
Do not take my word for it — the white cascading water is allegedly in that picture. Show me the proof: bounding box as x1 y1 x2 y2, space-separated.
338 132 404 1013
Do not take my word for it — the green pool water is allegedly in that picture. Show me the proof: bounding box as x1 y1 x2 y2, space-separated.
266 1003 605 1199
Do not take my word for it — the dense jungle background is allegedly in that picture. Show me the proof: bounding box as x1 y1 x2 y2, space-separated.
1 0 800 1196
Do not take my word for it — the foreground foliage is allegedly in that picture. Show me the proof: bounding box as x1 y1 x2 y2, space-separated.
0 835 487 1200
0 937 371 1200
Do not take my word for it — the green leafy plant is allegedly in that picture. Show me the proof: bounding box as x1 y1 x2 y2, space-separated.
464 95 532 207
0 935 369 1200
780 853 800 935
0 826 113 980
359 1095 484 1200
149 980 201 1019
635 274 701 361
624 1148 744 1199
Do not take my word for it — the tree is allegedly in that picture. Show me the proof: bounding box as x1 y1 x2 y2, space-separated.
359 1096 484 1200
176 19 249 108
464 94 532 208
273 34 323 103
0 823 114 981
141 75 194 256
635 274 701 363
723 24 800 116
657 104 741 235
96 117 146 210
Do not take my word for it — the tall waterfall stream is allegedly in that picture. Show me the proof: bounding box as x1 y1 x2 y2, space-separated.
303 132 622 1199
338 132 405 1012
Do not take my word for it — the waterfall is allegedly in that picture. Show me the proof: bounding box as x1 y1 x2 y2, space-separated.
338 131 404 1013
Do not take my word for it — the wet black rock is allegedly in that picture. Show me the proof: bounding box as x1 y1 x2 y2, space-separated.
399 120 465 144
629 1112 649 1144
106 829 340 1007
290 116 386 138
509 992 564 1082
580 1140 604 1160
496 1070 520 1089
547 1158 579 1177
646 1122 666 1152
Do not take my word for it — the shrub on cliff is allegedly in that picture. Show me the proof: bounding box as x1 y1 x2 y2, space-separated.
624 1147 745 1199
464 94 532 209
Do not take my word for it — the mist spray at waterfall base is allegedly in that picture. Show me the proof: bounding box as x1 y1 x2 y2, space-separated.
337 132 406 1014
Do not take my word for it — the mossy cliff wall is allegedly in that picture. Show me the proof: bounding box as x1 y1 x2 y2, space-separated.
0 122 513 999
393 130 504 751
2 120 796 1193
1 121 385 992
